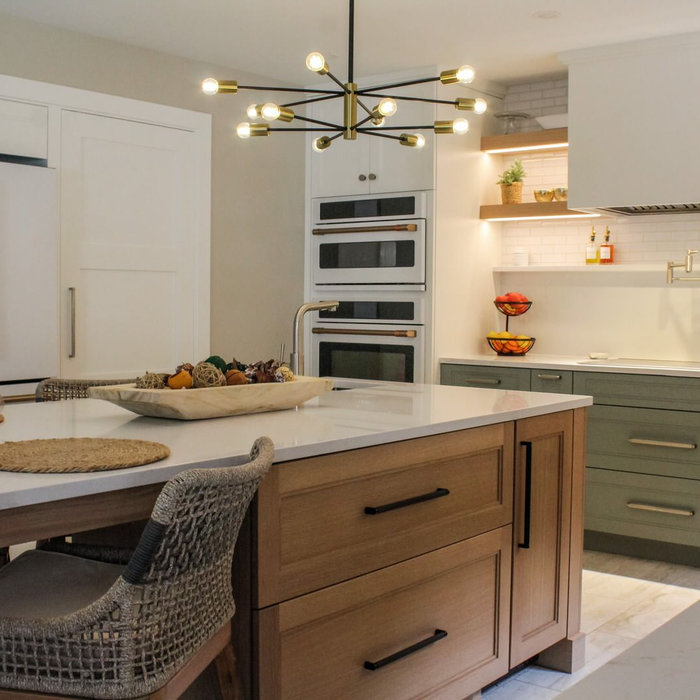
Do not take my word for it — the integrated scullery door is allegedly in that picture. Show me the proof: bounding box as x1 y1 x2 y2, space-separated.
60 110 205 378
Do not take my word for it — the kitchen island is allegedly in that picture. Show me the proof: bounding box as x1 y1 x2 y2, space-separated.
0 381 591 699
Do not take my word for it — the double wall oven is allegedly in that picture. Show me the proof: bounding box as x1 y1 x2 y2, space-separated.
309 191 430 383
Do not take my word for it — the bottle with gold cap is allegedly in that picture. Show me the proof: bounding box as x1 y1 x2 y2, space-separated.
599 226 615 264
585 226 600 264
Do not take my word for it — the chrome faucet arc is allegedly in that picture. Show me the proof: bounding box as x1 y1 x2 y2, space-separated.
290 301 339 376
667 249 700 283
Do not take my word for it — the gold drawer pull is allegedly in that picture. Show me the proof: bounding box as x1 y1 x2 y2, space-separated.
628 438 697 450
626 502 695 517
536 373 562 381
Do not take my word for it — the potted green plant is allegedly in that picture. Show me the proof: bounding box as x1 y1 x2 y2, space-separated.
497 159 526 204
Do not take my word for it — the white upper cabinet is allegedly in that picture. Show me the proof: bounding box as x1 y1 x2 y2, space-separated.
0 97 48 160
562 33 700 213
309 80 436 197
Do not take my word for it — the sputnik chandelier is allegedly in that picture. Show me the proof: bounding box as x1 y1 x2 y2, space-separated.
201 0 487 151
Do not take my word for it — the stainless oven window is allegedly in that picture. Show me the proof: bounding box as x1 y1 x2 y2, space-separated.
318 195 416 221
318 341 414 383
319 239 415 270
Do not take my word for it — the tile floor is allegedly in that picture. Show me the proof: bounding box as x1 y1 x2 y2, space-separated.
483 551 700 698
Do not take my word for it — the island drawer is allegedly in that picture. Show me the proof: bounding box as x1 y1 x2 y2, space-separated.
254 424 514 607
573 372 700 412
585 468 700 546
440 363 531 391
587 405 700 480
255 526 511 700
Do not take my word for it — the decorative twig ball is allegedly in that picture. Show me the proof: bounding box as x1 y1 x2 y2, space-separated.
136 372 168 389
192 361 226 388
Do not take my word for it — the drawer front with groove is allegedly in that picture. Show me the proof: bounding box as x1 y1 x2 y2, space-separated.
587 405 700 479
585 468 700 545
255 424 514 607
573 371 700 411
256 526 512 700
440 363 531 391
530 369 573 394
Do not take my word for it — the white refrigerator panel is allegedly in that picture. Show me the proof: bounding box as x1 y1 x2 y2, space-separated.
0 162 58 384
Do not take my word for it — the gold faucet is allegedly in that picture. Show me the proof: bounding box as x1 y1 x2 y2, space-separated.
290 301 339 375
666 249 700 283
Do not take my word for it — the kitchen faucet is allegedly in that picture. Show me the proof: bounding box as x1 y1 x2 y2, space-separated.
290 301 339 375
667 249 700 283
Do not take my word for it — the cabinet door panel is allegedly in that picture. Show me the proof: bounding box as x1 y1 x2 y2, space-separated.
255 424 513 607
256 526 512 700
511 411 573 667
60 111 202 378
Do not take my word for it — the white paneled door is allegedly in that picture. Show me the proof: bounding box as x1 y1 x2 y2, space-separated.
60 110 203 379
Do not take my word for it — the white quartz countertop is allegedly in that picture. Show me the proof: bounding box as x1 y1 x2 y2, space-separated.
0 381 590 510
440 353 700 378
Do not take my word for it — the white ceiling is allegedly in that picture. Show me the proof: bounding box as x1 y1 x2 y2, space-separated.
1 0 700 86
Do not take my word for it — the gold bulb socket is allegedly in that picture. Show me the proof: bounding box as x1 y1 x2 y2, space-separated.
399 133 420 147
313 136 332 151
276 106 295 123
440 68 461 85
455 97 479 111
433 120 455 134
215 80 239 94
249 123 270 137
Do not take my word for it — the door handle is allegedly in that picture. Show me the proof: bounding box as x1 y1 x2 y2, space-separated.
68 287 76 358
312 327 417 338
364 488 450 515
363 629 447 671
626 502 694 517
536 373 562 381
461 377 501 385
518 441 533 549
628 438 696 450
312 224 418 235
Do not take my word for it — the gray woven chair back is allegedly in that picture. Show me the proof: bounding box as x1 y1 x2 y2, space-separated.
0 436 275 699
35 377 137 401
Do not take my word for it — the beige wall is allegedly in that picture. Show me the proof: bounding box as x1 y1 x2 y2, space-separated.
0 12 306 365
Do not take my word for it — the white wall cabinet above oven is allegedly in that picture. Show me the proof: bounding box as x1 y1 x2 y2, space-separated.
0 97 48 161
308 81 436 198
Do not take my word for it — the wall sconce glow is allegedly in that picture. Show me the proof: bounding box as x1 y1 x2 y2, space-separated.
485 142 568 154
305 52 329 74
312 136 333 152
485 213 600 222
399 133 425 148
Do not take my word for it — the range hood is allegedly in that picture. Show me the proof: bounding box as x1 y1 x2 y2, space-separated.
561 33 700 217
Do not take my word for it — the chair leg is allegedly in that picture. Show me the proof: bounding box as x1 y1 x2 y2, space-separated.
214 644 242 700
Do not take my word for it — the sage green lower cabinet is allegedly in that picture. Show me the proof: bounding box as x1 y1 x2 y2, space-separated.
530 370 573 394
586 468 700 547
440 364 531 391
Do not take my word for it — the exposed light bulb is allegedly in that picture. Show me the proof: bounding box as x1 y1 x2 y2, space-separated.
261 103 281 121
414 134 426 148
456 65 476 84
371 116 385 126
399 133 425 148
306 52 327 72
312 136 332 152
201 78 219 95
378 98 397 117
474 98 487 114
246 104 261 119
236 122 252 139
452 118 470 135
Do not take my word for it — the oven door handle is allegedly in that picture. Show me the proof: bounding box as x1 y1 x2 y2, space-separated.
312 327 417 338
312 224 418 235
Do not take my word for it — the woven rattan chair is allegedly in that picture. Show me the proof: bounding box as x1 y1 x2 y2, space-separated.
0 436 274 700
35 377 137 402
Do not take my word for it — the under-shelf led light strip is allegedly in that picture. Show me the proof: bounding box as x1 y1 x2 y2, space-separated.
485 212 600 222
484 142 568 154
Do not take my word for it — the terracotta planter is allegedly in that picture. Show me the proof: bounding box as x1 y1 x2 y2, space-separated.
500 182 523 204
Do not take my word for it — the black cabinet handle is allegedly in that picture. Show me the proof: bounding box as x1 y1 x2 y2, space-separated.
518 441 532 549
363 629 447 671
364 488 450 515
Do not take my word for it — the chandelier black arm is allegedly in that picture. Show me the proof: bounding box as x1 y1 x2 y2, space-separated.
237 84 340 95
282 92 344 108
353 114 374 129
268 127 344 132
293 114 345 129
361 125 435 131
355 96 374 117
321 70 348 91
358 76 441 93
356 128 402 141
357 92 460 106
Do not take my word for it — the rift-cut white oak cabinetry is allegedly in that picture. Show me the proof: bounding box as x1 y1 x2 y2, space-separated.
0 75 211 381
308 80 436 197
233 413 586 699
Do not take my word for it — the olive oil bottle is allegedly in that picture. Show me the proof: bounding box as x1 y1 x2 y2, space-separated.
599 226 615 264
585 227 600 264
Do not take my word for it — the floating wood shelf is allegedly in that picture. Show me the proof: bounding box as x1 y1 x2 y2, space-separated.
481 128 568 154
480 200 594 221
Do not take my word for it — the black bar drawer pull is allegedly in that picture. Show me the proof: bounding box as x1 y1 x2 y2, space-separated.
518 441 533 549
364 488 450 515
363 629 448 671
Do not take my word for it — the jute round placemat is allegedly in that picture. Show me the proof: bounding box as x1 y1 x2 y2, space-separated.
0 437 170 473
